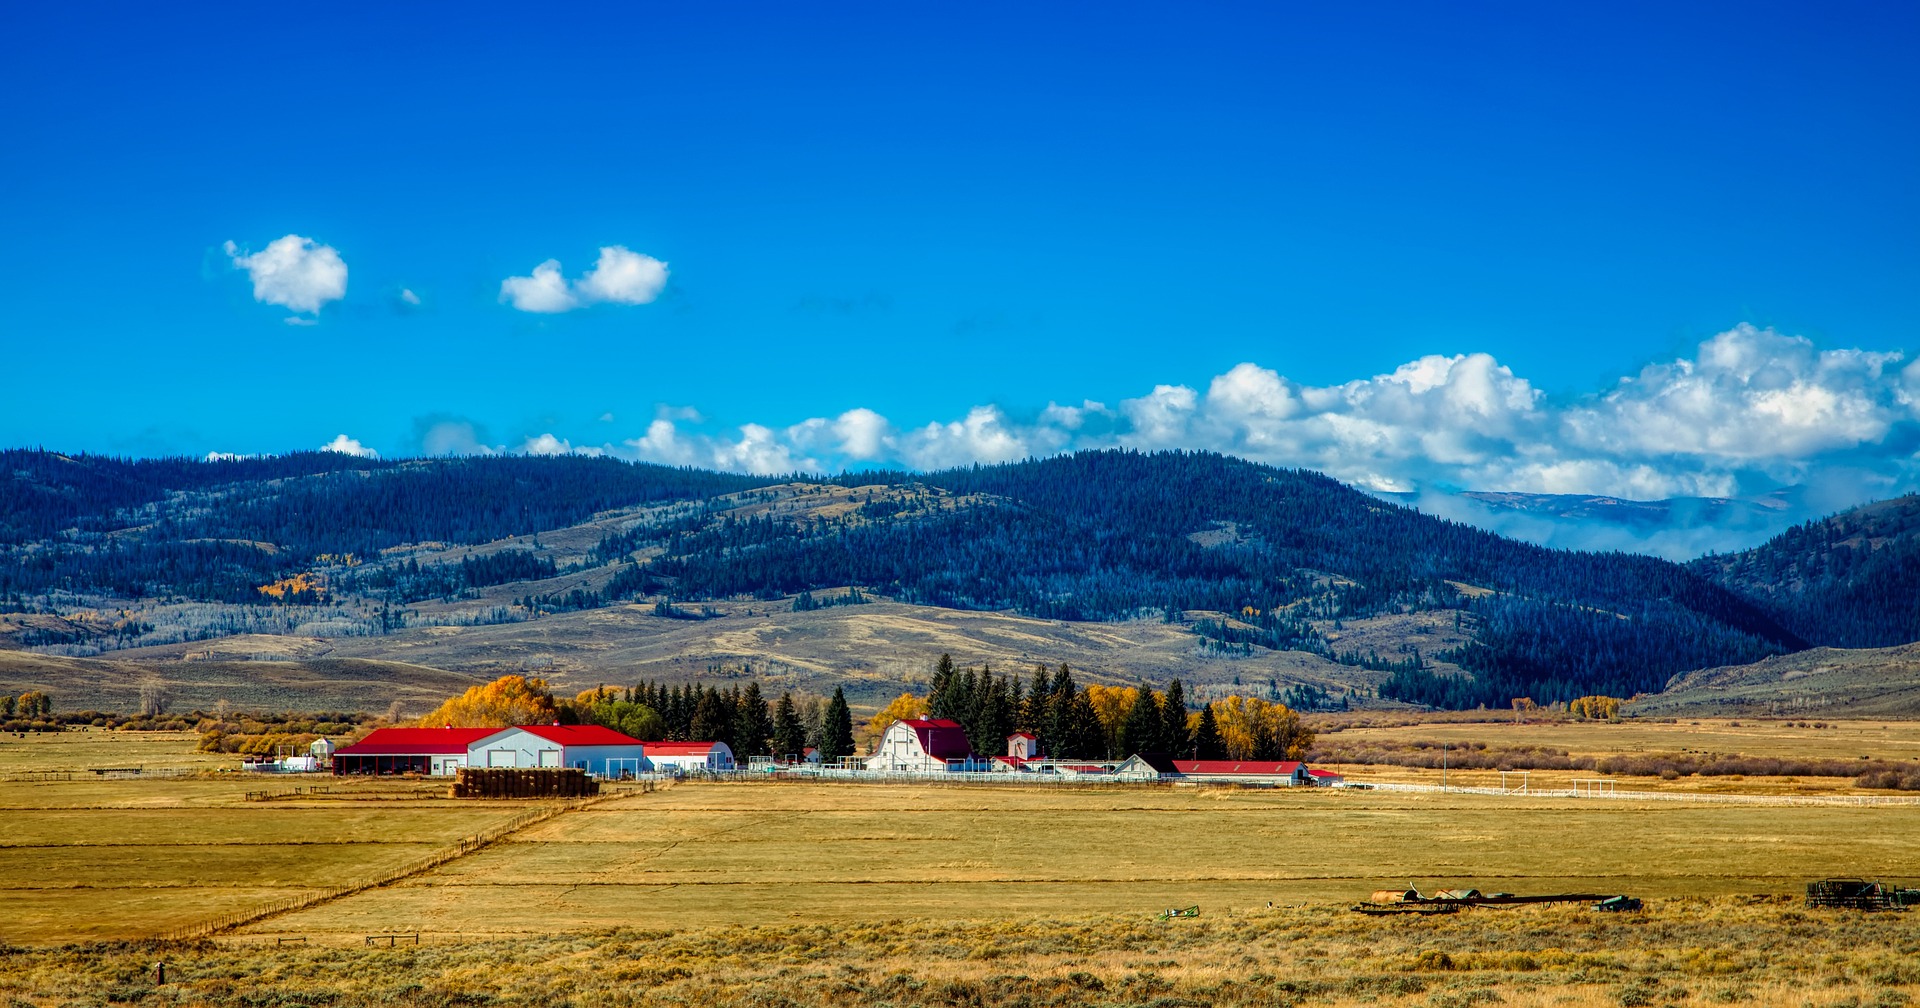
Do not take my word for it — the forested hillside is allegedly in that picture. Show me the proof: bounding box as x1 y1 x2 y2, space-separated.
0 447 1846 710
627 452 1802 707
0 449 770 602
1689 495 1920 650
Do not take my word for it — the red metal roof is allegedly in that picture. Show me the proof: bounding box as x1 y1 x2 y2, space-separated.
1307 767 1343 778
335 727 497 756
507 724 645 746
1007 731 1038 740
1173 760 1304 776
898 718 974 761
640 741 724 755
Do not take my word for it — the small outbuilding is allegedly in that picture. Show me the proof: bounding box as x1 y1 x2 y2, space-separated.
1171 760 1312 785
1114 752 1179 781
641 740 736 773
332 727 497 776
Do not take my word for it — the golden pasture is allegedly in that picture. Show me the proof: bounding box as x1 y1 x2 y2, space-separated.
238 781 1920 941
2 730 1920 1006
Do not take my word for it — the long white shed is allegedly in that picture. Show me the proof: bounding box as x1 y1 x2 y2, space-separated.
468 724 650 778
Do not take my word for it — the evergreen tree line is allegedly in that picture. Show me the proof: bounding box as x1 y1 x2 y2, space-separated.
922 655 1225 760
340 550 558 604
598 680 857 760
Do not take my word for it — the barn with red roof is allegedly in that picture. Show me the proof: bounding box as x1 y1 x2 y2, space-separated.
865 716 989 772
331 726 497 776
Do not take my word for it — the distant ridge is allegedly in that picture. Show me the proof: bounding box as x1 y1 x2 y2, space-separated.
0 448 1833 710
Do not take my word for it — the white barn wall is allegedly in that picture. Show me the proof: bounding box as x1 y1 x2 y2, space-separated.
467 728 650 776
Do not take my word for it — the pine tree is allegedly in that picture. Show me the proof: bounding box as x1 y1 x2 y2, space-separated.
1160 679 1191 756
773 692 808 760
690 689 728 748
1120 685 1161 757
972 670 1014 755
930 653 956 709
1193 704 1226 760
1020 664 1049 730
1043 665 1076 754
733 682 773 758
1061 689 1106 759
823 687 856 759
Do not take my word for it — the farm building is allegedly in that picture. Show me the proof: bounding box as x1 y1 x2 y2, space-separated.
331 727 497 776
1113 752 1179 781
642 740 735 773
469 724 650 777
1171 760 1311 784
865 717 990 772
1006 731 1039 759
1307 767 1344 786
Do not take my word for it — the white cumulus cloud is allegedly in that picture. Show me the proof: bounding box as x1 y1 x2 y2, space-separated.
519 433 604 457
500 245 669 313
576 246 669 304
319 434 378 459
499 322 1917 554
624 419 819 475
224 235 347 315
499 260 579 313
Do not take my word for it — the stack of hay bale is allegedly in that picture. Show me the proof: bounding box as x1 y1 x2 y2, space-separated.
451 767 600 798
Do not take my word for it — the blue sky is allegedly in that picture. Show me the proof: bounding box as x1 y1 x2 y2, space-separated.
2 2 1916 523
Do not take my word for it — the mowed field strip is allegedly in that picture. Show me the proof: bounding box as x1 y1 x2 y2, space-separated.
240 782 1920 940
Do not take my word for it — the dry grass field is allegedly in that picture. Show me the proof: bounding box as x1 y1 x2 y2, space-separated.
0 733 533 944
1323 715 1920 762
3 731 1920 1006
0 728 237 775
7 879 1920 1008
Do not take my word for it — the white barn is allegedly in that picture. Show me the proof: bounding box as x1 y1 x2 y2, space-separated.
468 725 650 778
864 717 988 772
641 740 735 773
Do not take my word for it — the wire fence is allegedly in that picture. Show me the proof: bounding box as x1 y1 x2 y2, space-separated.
158 794 608 942
3 767 198 782
682 767 1186 788
243 785 334 802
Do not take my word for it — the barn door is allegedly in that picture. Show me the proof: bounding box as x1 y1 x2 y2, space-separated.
538 749 561 767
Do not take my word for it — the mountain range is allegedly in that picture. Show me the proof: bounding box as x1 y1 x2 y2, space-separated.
2 447 1913 714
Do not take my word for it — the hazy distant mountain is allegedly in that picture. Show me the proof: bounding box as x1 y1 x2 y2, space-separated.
1380 487 1809 560
1688 494 1920 650
1456 489 1801 529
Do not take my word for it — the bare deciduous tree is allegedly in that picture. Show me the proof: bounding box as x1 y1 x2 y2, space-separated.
138 677 172 717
